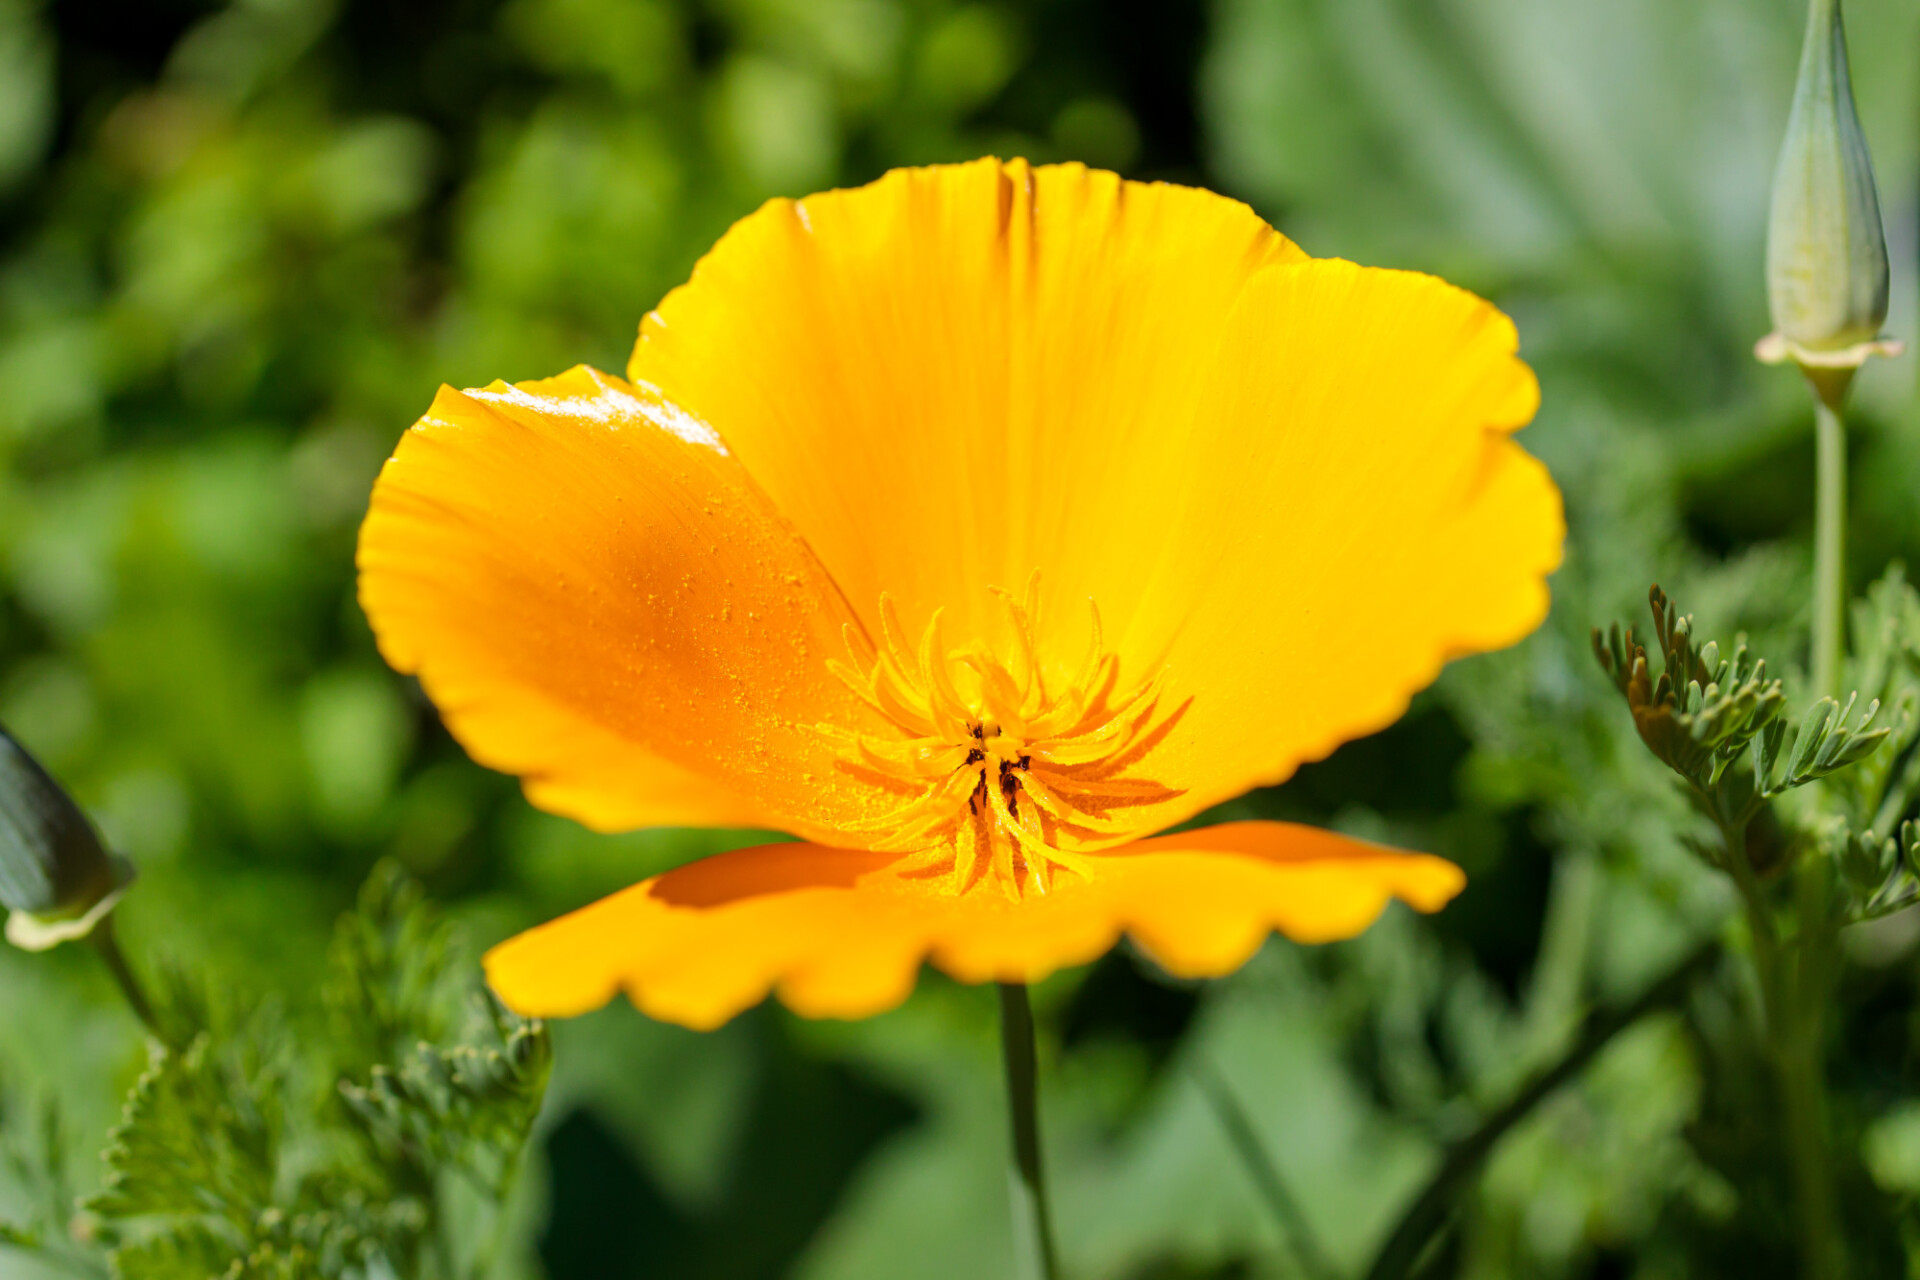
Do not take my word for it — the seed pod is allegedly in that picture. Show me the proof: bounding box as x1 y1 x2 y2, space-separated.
0 725 134 951
1759 0 1900 388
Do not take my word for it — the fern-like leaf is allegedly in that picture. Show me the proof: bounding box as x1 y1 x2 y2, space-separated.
90 1035 281 1232
84 862 550 1280
1762 693 1890 797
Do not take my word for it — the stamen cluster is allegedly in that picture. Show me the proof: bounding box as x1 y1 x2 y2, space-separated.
821 582 1178 896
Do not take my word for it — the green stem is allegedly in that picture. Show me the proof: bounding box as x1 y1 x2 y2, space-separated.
1778 1041 1837 1280
1783 864 1839 1280
1811 397 1847 701
88 915 168 1048
1724 819 1838 1280
1192 1059 1341 1280
1796 382 1848 1278
998 983 1060 1280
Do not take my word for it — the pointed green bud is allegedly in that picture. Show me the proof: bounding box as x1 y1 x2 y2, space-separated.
0 725 134 951
1759 0 1900 389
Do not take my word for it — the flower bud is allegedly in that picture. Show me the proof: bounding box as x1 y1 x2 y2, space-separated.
1760 0 1899 380
0 725 134 951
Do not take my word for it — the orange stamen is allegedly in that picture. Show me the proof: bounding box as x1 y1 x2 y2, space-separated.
821 584 1180 897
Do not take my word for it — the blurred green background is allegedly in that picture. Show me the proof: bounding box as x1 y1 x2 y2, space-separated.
2 0 1920 1276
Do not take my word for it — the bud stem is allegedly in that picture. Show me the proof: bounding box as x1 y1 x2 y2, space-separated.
1811 398 1847 700
89 915 166 1047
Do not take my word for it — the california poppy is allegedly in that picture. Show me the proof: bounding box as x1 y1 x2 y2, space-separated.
358 158 1562 1033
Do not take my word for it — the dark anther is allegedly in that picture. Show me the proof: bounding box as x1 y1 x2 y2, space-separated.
1018 754 1031 770
992 760 1022 817
965 747 985 765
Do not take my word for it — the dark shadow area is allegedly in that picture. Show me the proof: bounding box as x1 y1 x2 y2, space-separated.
540 1012 919 1279
1680 427 1813 558
1425 809 1556 1003
1235 703 1552 1003
1584 1249 1633 1280
1123 1258 1253 1280
1061 946 1201 1072
1266 702 1476 820
540 1108 684 1277
983 0 1206 180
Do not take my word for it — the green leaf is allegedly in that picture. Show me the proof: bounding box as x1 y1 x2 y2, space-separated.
1783 699 1835 784
325 860 551 1198
1593 587 1790 796
0 1066 96 1273
1838 827 1894 897
1843 567 1920 834
107 1222 232 1280
81 863 548 1280
1846 565 1920 706
1751 719 1788 801
1597 586 1892 819
1834 820 1920 923
338 1004 552 1200
88 1034 281 1232
324 860 455 1080
1763 693 1890 796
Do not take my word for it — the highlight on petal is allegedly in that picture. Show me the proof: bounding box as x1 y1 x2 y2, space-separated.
483 821 1464 1030
356 365 893 839
625 158 1563 846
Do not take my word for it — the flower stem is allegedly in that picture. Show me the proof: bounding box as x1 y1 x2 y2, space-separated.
1811 397 1847 701
997 982 1060 1280
88 914 166 1047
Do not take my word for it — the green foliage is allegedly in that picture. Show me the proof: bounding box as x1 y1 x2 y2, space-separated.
339 1017 552 1201
1593 587 1792 796
0 1066 94 1275
1832 568 1920 833
327 867 551 1251
2 0 1920 1277
1592 583 1896 862
1754 691 1889 799
326 864 457 1075
1832 820 1920 920
82 863 548 1280
91 1036 284 1233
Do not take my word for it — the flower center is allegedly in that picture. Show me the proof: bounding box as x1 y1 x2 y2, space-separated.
821 580 1180 896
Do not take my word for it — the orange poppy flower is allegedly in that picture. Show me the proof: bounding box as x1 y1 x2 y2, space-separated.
358 158 1562 1031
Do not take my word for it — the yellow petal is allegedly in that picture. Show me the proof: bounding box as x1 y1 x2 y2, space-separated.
483 820 1462 1030
625 159 1560 840
628 157 1307 652
356 365 891 837
1127 259 1563 818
